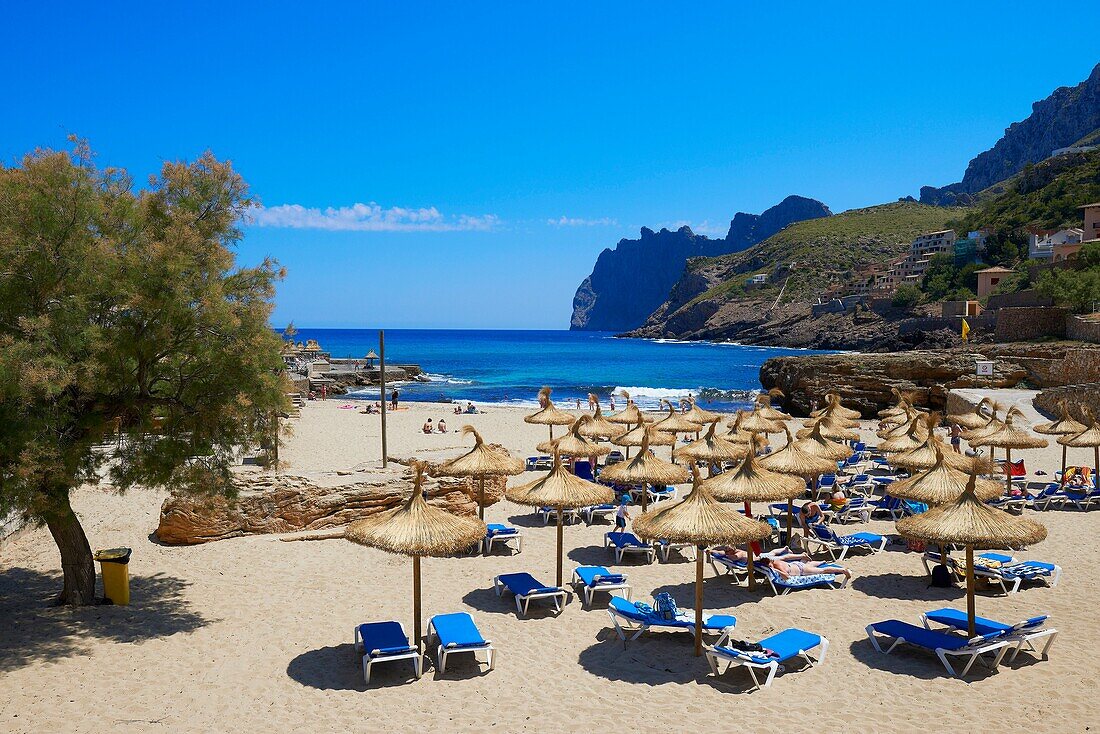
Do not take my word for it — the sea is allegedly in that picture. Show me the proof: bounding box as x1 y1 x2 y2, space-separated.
288 328 829 412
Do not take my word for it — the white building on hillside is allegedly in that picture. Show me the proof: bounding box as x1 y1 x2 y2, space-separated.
1029 228 1083 260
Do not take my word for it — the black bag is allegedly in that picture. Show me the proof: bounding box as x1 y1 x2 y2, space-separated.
929 563 955 588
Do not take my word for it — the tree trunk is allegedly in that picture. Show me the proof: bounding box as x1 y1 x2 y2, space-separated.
44 493 96 606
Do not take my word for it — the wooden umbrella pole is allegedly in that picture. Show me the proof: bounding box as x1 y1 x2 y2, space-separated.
478 477 485 521
965 545 976 638
413 555 422 653
641 482 648 511
1061 444 1067 477
1004 447 1013 496
746 543 756 591
786 499 794 543
813 476 820 502
556 509 564 588
694 547 704 657
549 425 554 441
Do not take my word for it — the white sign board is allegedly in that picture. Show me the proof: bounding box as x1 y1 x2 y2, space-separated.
975 360 994 377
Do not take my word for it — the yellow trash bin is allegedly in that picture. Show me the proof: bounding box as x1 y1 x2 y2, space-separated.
94 548 132 605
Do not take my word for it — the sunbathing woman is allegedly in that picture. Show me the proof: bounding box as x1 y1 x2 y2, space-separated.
765 555 852 582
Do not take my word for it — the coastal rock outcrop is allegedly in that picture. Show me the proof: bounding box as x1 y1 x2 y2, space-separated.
760 342 1100 416
155 471 504 545
569 196 830 331
921 62 1100 205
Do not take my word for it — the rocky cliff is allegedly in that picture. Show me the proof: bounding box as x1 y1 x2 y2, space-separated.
921 63 1100 205
760 342 1100 417
570 195 830 331
627 202 960 346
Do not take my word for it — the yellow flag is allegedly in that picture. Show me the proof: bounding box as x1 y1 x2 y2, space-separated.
961 319 970 343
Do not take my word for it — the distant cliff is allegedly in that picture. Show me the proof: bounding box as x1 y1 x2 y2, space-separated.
921 63 1100 205
569 195 831 331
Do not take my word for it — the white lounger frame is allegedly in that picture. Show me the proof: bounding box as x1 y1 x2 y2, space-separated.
606 606 732 642
705 630 830 690
483 530 523 554
804 532 886 561
570 568 631 607
425 619 496 674
920 614 1058 663
604 534 656 563
865 624 1010 677
492 576 568 616
353 622 422 684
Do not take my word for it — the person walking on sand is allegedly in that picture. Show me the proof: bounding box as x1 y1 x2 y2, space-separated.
615 500 631 530
950 422 962 454
320 384 327 401
391 388 399 410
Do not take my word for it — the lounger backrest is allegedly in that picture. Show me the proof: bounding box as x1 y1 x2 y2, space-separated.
811 523 836 542
358 621 410 651
431 612 485 645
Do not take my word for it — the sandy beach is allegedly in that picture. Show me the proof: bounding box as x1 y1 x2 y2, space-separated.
2 398 1098 734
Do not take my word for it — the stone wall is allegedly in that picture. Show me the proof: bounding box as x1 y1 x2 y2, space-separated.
1067 314 1100 344
1035 383 1100 422
986 290 1053 310
994 307 1067 342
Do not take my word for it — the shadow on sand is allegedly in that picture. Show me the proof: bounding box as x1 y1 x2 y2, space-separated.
0 567 210 673
850 572 970 602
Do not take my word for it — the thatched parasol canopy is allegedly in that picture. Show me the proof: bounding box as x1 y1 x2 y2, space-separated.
760 427 837 477
435 425 525 521
633 465 772 655
877 413 932 453
724 411 757 445
601 428 691 487
738 406 786 434
812 392 862 422
702 445 805 503
796 415 860 442
607 390 650 426
889 447 1005 504
878 388 910 419
682 400 723 426
970 411 1048 451
652 403 707 433
578 404 626 439
613 422 676 448
890 435 999 474
946 396 994 430
755 389 791 422
346 462 487 651
1034 400 1087 436
896 474 1047 638
524 387 576 439
793 420 853 462
506 449 614 586
960 405 1007 443
675 422 749 464
537 416 613 457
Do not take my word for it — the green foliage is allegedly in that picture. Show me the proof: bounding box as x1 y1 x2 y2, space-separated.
1035 242 1100 313
891 284 922 309
0 141 288 601
919 254 982 301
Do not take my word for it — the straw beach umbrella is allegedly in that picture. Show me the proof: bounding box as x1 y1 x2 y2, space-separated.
633 465 772 656
960 404 1007 444
682 399 723 427
946 397 994 431
724 410 756 445
877 413 931 454
524 387 576 440
537 416 612 459
601 428 689 510
755 389 791 422
607 390 648 427
1034 400 1088 477
506 448 614 586
436 426 525 521
578 404 626 440
702 444 804 590
891 433 1000 475
676 422 749 474
890 446 1005 504
796 416 860 443
795 420 854 462
760 427 836 533
878 388 910 420
613 422 676 451
970 411 1048 495
812 392 862 422
652 401 706 434
346 462 486 652
738 405 786 435
1058 412 1100 490
897 475 1046 637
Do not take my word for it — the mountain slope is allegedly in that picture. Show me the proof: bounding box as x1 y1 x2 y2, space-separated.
628 202 963 345
569 195 831 331
921 63 1100 205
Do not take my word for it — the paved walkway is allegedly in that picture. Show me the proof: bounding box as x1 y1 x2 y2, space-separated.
949 387 1047 423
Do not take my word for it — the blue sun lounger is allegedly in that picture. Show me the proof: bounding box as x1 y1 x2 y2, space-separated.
581 503 617 525
920 607 1057 662
920 550 1062 594
571 565 631 607
353 620 421 684
483 523 523 554
865 619 1010 676
605 531 656 563
705 628 829 689
426 612 496 674
606 596 736 641
805 523 886 561
493 572 568 616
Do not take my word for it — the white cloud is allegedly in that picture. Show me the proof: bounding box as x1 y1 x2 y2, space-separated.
248 202 500 232
546 216 618 227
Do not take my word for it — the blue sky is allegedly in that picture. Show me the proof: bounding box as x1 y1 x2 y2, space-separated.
3 2 1097 329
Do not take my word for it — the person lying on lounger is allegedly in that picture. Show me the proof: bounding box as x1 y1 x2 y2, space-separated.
712 546 805 562
765 555 851 582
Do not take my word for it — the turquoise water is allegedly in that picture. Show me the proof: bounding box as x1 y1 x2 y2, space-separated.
288 329 828 411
